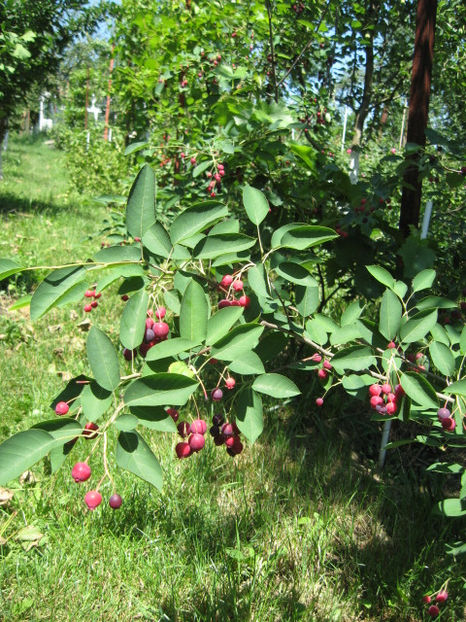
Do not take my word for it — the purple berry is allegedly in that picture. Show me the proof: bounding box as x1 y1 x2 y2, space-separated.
109 494 123 509
211 388 223 402
212 413 224 426
437 407 451 421
145 328 155 343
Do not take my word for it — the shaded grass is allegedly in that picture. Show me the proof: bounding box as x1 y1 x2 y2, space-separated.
0 135 465 621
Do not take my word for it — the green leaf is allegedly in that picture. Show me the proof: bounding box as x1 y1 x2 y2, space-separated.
30 266 86 320
206 306 243 345
8 294 31 310
274 262 317 287
146 337 199 362
96 264 144 293
194 233 255 259
330 322 367 345
0 258 23 281
86 327 120 392
170 201 228 245
247 264 269 299
444 380 466 396
429 342 455 376
210 219 240 235
434 499 466 518
142 222 172 258
415 296 457 311
379 289 402 340
400 371 438 408
114 414 139 431
116 431 163 490
252 373 301 398
235 388 263 443
120 289 148 349
341 301 363 326
129 406 177 432
93 245 141 264
126 164 157 239
192 160 211 177
305 318 328 345
124 141 149 156
50 374 89 413
229 351 265 375
278 225 338 250
0 429 55 485
288 143 317 170
179 280 208 342
242 185 269 225
431 323 450 346
211 324 264 361
393 280 408 299
400 309 437 343
81 381 113 422
366 265 394 289
331 346 376 372
461 326 466 355
412 269 436 293
124 373 198 407
295 285 319 317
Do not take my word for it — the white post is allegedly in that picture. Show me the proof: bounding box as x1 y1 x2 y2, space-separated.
39 96 45 131
86 131 90 152
341 106 348 152
378 199 434 470
349 150 359 184
2 131 8 151
108 128 112 143
399 100 407 150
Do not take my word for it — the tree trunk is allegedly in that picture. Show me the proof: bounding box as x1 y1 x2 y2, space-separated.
399 0 437 238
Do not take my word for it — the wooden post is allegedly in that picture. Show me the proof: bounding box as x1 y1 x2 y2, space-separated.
399 0 437 238
103 46 115 141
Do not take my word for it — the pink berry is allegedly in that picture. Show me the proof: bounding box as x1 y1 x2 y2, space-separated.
55 401 69 416
323 360 332 370
84 490 102 510
311 353 322 363
221 274 233 287
221 422 234 437
225 436 236 448
316 397 324 407
369 384 382 397
71 462 91 483
91 300 98 308
427 605 440 618
83 422 99 439
189 433 205 452
84 289 94 298
190 419 207 435
370 395 384 408
381 383 392 394
422 595 432 604
385 401 397 415
232 280 243 291
225 377 236 390
435 590 448 603
145 317 154 329
218 299 231 309
211 388 223 401
175 442 191 458
437 407 451 421
317 369 328 380
155 306 166 319
153 322 169 339
84 304 92 312
239 295 250 307
166 408 179 422
109 494 122 509
190 157 196 165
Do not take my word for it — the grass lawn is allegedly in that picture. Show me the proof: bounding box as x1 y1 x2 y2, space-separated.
0 134 464 621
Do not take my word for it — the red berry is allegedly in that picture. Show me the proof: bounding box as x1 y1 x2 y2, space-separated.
428 605 440 618
109 494 122 509
84 490 102 510
91 301 98 308
121 295 129 301
225 377 236 390
190 157 196 165
370 395 384 408
84 289 94 298
177 421 190 438
55 401 69 416
155 307 166 319
422 595 432 604
221 274 233 287
83 422 99 439
232 280 243 291
189 433 205 452
94 292 102 299
145 318 155 329
441 417 456 431
153 322 169 339
435 590 448 603
190 419 207 435
311 353 322 363
317 369 328 380
221 422 234 437
225 436 235 448
71 462 91 483
218 299 231 309
239 295 250 307
323 360 332 370
175 442 191 458
84 304 92 312
166 408 179 422
385 401 397 415
369 384 382 397
316 397 324 407
381 383 391 394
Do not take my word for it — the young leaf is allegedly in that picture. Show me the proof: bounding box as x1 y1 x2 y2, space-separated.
400 309 437 343
242 184 270 225
379 289 402 340
0 429 55 485
206 306 244 346
124 373 198 407
179 280 208 342
366 265 395 289
116 431 163 490
120 289 148 349
400 371 438 408
30 266 86 320
126 164 157 239
412 269 436 293
252 373 301 398
86 327 120 392
235 388 263 443
211 324 264 361
429 342 455 376
170 201 228 245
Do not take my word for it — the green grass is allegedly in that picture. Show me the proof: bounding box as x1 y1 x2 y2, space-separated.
0 135 465 621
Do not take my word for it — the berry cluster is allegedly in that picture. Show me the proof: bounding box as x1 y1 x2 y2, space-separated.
217 274 250 308
206 162 225 197
123 307 169 359
437 407 456 431
55 400 99 440
71 462 122 511
368 383 404 416
292 3 305 14
422 589 449 618
83 288 101 313
311 354 332 380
